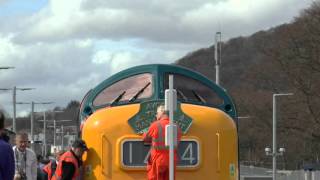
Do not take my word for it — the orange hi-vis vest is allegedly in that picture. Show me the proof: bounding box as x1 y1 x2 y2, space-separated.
43 160 57 180
144 114 181 160
51 150 79 180
152 119 170 151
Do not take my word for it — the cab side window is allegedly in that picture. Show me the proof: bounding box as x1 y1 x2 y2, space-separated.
93 73 153 107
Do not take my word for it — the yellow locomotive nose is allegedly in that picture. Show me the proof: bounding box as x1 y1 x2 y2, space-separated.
82 104 141 179
79 64 239 180
82 103 238 180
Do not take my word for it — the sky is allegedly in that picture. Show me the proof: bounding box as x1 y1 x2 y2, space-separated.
0 0 314 117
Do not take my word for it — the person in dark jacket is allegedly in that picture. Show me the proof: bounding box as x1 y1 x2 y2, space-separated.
0 111 15 180
43 150 64 180
51 139 88 180
37 154 47 180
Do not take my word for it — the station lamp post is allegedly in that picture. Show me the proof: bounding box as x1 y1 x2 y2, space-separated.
265 93 293 180
60 125 76 150
45 111 72 152
52 110 64 147
33 102 54 156
51 110 73 148
31 102 53 145
214 32 222 86
54 120 72 147
15 102 32 133
49 124 75 150
0 87 34 132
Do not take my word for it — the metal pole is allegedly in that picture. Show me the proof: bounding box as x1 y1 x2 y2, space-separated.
53 111 56 147
215 32 221 85
272 93 293 180
76 107 80 137
31 102 34 150
54 118 56 147
43 111 46 157
273 94 277 180
13 86 16 132
312 171 315 180
169 75 174 180
61 125 64 150
53 111 64 147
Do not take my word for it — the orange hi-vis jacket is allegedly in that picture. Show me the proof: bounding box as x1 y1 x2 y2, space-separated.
51 150 79 180
143 114 182 180
43 160 57 180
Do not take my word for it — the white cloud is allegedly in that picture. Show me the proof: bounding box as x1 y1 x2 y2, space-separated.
12 0 312 44
0 0 313 118
0 37 103 116
92 48 177 75
0 35 184 117
0 34 22 60
75 39 93 48
109 51 142 74
92 50 113 64
181 0 312 39
17 110 29 117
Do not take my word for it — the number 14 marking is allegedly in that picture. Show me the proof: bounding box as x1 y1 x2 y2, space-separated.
142 143 195 164
181 143 195 164
127 142 196 165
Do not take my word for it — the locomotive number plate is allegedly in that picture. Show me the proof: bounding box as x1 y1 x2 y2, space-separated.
121 139 199 168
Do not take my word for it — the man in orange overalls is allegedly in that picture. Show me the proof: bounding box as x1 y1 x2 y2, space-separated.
143 105 181 180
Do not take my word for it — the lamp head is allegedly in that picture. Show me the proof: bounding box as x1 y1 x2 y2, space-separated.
279 147 285 153
265 147 271 153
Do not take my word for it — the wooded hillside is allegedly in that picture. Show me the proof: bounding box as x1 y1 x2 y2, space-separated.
176 2 320 169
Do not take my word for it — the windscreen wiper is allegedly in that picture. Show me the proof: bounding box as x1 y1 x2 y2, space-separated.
110 91 126 105
177 90 188 101
192 90 206 103
129 82 151 102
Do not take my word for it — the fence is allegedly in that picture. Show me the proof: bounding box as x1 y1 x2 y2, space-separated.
241 165 320 180
278 170 320 180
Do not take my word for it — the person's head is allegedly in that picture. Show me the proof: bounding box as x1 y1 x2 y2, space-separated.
0 111 5 138
71 139 88 158
156 105 166 120
0 111 4 131
0 110 9 142
15 132 29 152
37 154 43 162
0 112 10 142
55 150 65 161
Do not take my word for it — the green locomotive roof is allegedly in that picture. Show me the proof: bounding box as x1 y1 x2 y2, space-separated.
80 64 237 121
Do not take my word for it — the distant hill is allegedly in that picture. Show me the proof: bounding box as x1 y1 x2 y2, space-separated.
175 2 320 169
